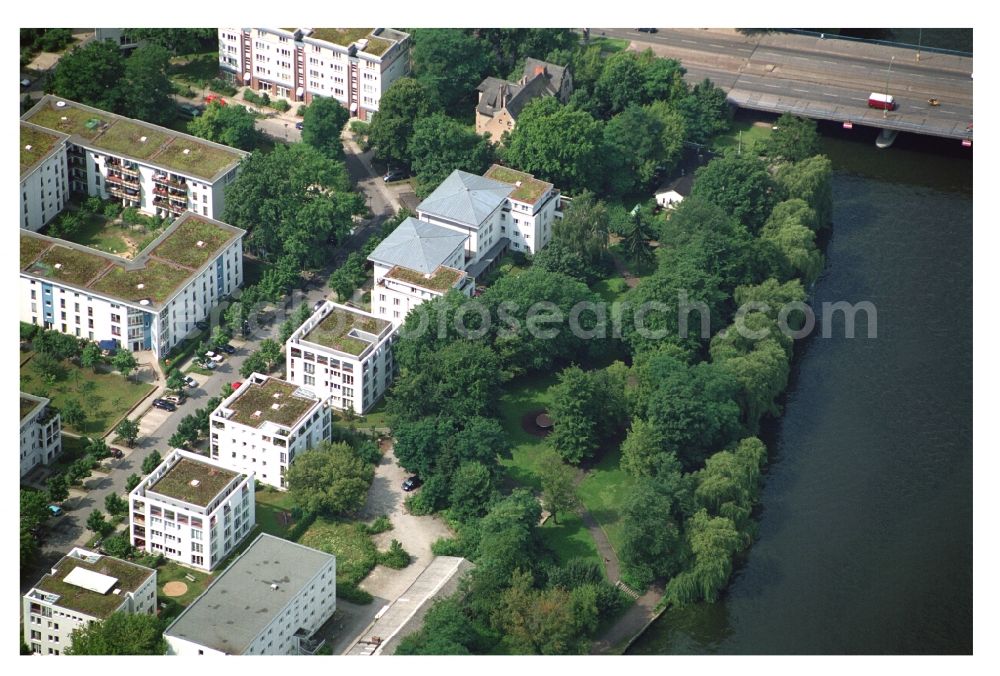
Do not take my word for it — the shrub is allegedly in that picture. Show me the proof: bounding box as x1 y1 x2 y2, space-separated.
272 99 290 112
121 207 142 225
377 540 411 569
103 200 122 218
365 515 392 535
337 583 373 605
431 537 463 556
404 493 435 516
209 79 237 96
296 104 309 118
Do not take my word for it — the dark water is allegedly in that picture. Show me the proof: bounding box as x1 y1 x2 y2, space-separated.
629 130 973 654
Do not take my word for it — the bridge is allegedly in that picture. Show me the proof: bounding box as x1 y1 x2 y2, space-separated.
593 28 973 143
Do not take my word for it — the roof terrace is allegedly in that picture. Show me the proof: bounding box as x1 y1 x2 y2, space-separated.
484 164 552 204
225 377 317 429
31 551 154 619
385 265 464 292
147 456 241 508
301 304 392 356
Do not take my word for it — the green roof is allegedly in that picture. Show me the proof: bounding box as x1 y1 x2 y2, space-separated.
386 265 463 291
227 378 317 428
25 97 244 181
148 456 242 507
303 306 391 355
308 27 373 46
362 36 392 56
27 241 112 287
151 217 234 269
32 553 155 619
20 234 53 270
20 124 65 178
484 164 552 204
90 259 193 304
21 396 38 420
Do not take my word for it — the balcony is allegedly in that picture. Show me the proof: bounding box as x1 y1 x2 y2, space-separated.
153 174 187 190
133 514 146 525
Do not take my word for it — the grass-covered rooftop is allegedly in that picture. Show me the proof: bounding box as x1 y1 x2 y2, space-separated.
227 378 317 429
90 259 193 304
151 217 236 269
152 138 242 180
20 233 53 270
485 165 551 204
303 306 391 356
29 243 112 287
25 102 112 141
90 120 171 161
21 123 64 177
308 27 373 46
386 265 464 292
21 396 39 420
33 553 154 619
148 456 241 507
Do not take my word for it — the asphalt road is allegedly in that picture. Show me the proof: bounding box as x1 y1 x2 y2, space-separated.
596 28 973 139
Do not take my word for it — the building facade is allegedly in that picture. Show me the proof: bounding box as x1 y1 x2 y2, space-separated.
218 28 410 121
20 393 62 478
285 301 397 414
20 213 244 358
20 122 70 231
22 96 245 221
129 450 255 571
210 374 331 490
23 548 156 656
164 533 336 655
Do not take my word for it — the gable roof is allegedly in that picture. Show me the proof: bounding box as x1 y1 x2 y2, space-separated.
417 170 513 228
476 77 524 117
522 58 570 97
367 217 468 273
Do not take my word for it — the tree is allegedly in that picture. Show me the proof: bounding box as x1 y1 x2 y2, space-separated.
189 101 260 150
102 533 134 559
763 113 821 164
546 191 610 281
620 474 688 588
33 329 81 360
602 104 683 197
33 351 63 382
678 79 732 145
694 437 767 536
449 461 495 522
532 239 592 284
411 29 494 116
104 493 127 517
286 441 374 516
141 450 162 475
367 77 440 167
395 597 477 655
116 418 140 448
240 350 269 378
125 474 142 492
501 97 606 194
46 473 69 503
711 317 792 430
86 509 110 535
222 144 365 268
690 153 778 233
21 489 51 532
49 40 125 112
66 611 167 655
302 96 350 159
120 44 175 125
409 113 495 196
80 342 103 371
112 350 139 380
122 28 215 54
166 369 187 393
621 418 669 478
61 398 86 429
594 51 649 118
620 211 656 266
775 154 834 229
258 339 283 371
758 199 825 284
472 28 577 77
664 509 743 606
491 569 593 654
538 452 578 524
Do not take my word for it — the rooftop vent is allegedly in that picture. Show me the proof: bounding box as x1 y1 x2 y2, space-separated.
182 149 191 155
112 588 121 595
24 144 32 151
136 283 145 289
196 240 205 247
270 583 279 590
271 403 281 410
190 479 200 487
515 181 522 187
56 101 66 108
273 393 282 399
139 299 150 306
54 263 63 270
252 410 262 418
139 136 147 142
60 116 68 121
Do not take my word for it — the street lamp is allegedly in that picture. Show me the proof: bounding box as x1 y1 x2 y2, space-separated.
884 55 895 119
916 28 922 62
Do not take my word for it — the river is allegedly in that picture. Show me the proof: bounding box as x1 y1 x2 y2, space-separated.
629 126 973 654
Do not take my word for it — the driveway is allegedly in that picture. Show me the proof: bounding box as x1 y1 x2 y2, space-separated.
357 444 453 602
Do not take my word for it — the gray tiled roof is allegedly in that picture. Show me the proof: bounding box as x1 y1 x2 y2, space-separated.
417 170 513 228
367 217 468 273
163 533 335 655
523 58 570 97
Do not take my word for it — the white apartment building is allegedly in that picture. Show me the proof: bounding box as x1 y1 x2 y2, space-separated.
367 217 472 324
20 393 62 479
129 449 255 571
20 212 244 358
164 533 336 655
218 28 410 121
94 28 142 50
210 373 331 490
482 164 561 255
22 96 246 221
20 122 70 231
23 548 156 656
286 302 396 414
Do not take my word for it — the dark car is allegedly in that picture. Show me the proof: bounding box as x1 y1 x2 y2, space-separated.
401 476 422 492
637 27 658 33
195 320 209 331
295 121 304 130
313 300 325 312
110 448 124 459
178 103 203 119
152 399 177 412
383 168 409 182
221 343 236 355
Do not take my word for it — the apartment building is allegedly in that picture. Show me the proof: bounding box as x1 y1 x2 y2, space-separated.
367 217 472 324
210 373 331 490
93 28 142 50
475 58 573 141
20 212 244 358
218 28 410 121
20 122 70 231
20 393 62 479
129 449 255 571
164 533 336 655
286 302 396 414
22 96 246 221
23 548 156 656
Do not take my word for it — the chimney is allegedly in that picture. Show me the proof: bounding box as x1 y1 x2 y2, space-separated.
534 65 545 78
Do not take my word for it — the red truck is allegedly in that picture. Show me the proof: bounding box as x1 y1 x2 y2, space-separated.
867 92 896 111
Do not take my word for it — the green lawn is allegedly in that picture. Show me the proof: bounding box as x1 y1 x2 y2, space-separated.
497 371 559 493
590 36 630 53
298 517 378 588
575 445 637 555
710 118 774 154
255 489 299 538
156 560 214 622
20 353 154 436
592 277 630 304
168 51 220 90
349 399 390 430
542 512 602 570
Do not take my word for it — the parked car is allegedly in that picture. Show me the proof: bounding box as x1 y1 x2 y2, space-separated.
383 168 409 182
20 78 32 88
152 399 177 412
401 476 422 492
313 300 325 312
184 376 198 388
110 448 125 459
195 320 209 331
47 505 63 517
205 351 224 363
637 27 658 33
295 121 304 130
199 360 218 370
163 394 185 405
221 343 236 355
178 103 203 119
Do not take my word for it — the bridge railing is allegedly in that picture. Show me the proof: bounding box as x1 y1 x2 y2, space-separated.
781 29 972 58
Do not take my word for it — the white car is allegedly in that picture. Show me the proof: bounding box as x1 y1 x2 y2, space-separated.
205 351 224 363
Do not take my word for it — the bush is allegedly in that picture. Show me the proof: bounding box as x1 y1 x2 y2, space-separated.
365 515 393 535
354 439 382 465
103 200 122 218
377 540 411 569
282 511 317 543
606 278 628 295
272 99 290 112
404 493 436 516
209 79 237 96
20 322 40 342
431 537 464 557
337 583 373 605
121 207 142 225
296 105 308 118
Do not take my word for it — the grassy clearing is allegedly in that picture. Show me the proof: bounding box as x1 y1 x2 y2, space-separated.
576 446 637 555
497 371 559 493
590 36 630 53
157 560 213 608
710 118 774 154
298 517 378 588
20 353 154 436
255 489 300 538
542 512 603 571
168 51 220 89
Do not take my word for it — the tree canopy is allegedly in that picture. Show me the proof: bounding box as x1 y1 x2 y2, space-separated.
762 113 822 164
66 612 167 655
410 113 495 197
411 29 494 116
286 441 374 516
690 153 778 233
189 101 260 150
301 96 349 159
366 77 440 168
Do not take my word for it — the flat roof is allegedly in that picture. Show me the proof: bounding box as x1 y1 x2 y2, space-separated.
484 164 553 205
164 533 335 654
20 122 67 179
385 265 464 292
148 456 241 507
301 304 391 356
30 551 155 619
226 377 319 429
20 213 244 309
23 96 245 181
